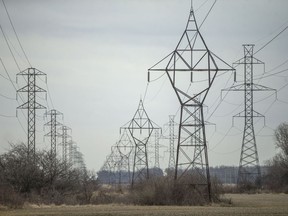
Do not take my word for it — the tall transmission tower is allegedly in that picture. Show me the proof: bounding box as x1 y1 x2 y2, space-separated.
222 44 275 186
168 115 176 169
148 5 233 201
44 109 63 163
121 99 161 186
16 68 47 160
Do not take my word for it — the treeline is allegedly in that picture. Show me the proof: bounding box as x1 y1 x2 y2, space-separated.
97 166 269 185
0 143 98 208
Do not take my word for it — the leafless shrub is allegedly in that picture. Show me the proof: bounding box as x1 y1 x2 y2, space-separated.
0 185 24 209
262 123 288 193
129 174 222 206
0 143 99 206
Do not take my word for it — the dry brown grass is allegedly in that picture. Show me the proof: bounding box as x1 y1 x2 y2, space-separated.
0 193 287 216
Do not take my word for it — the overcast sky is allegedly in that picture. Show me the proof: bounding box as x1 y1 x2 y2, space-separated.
0 0 288 172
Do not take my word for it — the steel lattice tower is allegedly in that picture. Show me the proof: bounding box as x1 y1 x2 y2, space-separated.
58 125 72 168
68 141 76 167
223 44 274 186
104 145 121 185
73 148 86 171
148 5 233 201
168 115 176 169
121 99 160 186
44 109 63 163
17 68 46 160
154 129 160 168
117 129 134 184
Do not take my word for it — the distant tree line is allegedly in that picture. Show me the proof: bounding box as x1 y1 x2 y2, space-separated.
97 166 270 185
0 143 99 208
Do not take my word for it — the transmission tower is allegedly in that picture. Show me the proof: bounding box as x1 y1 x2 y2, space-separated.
58 125 72 169
154 129 160 169
68 140 77 167
72 144 86 171
44 109 63 164
16 68 47 160
104 145 121 185
222 44 275 186
116 129 134 184
121 99 161 186
148 5 233 201
168 115 176 169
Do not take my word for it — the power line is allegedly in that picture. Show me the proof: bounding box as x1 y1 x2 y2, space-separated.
0 58 29 135
0 113 15 118
0 92 15 100
1 0 32 67
195 0 210 12
0 23 21 72
266 57 288 73
255 25 288 55
0 58 24 103
199 0 217 29
253 68 288 80
16 115 27 135
46 83 54 109
0 69 15 82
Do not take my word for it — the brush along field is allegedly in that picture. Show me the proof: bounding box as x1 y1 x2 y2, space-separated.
1 193 288 216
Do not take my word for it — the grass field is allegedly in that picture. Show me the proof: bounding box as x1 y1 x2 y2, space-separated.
0 193 287 216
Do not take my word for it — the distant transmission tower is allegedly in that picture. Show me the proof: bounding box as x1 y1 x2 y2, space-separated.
154 129 160 168
17 68 47 160
44 109 63 163
59 125 72 168
149 5 233 201
223 44 275 186
105 145 121 185
168 115 176 169
121 99 161 186
117 129 134 184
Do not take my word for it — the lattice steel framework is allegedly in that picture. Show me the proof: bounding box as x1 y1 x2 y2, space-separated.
103 145 121 185
17 68 46 160
168 115 176 169
73 148 86 171
117 129 134 184
68 140 76 166
154 129 160 168
121 99 161 186
148 5 233 201
58 125 72 168
223 44 275 186
44 109 63 164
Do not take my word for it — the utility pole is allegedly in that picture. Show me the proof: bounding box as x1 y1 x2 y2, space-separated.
222 44 275 186
44 109 63 165
148 4 233 202
121 99 161 186
17 68 46 160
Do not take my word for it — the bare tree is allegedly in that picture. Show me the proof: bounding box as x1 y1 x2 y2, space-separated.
264 123 288 191
275 122 288 156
